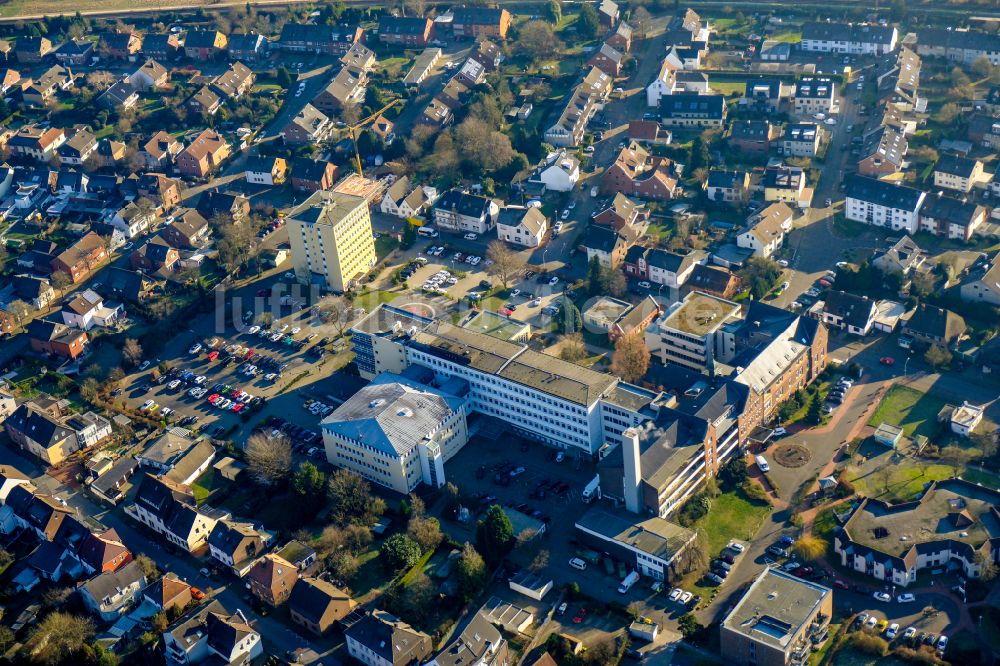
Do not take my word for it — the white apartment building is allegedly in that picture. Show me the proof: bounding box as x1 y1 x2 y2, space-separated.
801 22 898 55
844 175 926 234
793 76 838 116
644 292 741 371
287 191 376 293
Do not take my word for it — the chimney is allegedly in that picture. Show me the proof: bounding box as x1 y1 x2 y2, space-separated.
622 428 643 514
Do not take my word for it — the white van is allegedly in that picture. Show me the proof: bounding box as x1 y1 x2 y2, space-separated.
755 455 770 473
569 557 587 571
417 226 439 237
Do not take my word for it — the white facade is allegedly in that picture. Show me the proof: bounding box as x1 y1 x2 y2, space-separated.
497 215 547 248
246 169 278 186
845 193 925 234
536 155 579 192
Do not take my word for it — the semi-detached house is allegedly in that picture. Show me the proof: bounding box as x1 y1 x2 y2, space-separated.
544 67 612 147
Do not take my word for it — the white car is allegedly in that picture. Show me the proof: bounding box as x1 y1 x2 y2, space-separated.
637 281 652 289
278 324 289 333
141 400 155 411
669 588 682 601
531 297 542 307
885 623 899 640
897 593 916 603
727 541 745 553
138 360 150 371
188 387 201 397
936 635 947 651
679 591 693 604
265 373 277 381
248 325 260 335
772 427 787 437
553 221 563 232
168 380 181 390
464 232 478 240
189 343 202 354
549 276 559 286
560 209 570 220
511 289 521 298
160 407 173 417
825 117 837 125
814 112 826 121
864 615 878 629
836 261 849 269
271 333 283 342
873 591 891 602
781 281 790 290
903 627 916 639
778 259 789 267
291 327 301 335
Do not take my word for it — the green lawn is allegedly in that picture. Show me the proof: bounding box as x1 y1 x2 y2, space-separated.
695 490 772 555
975 606 1000 654
867 385 945 439
711 80 747 96
190 468 228 505
849 463 953 503
375 234 400 259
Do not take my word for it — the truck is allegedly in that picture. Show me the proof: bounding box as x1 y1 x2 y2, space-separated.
581 475 601 503
618 571 640 594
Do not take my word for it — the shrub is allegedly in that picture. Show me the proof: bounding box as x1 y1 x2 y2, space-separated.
849 632 889 656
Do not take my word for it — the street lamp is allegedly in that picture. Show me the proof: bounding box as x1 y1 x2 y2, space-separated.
903 353 912 375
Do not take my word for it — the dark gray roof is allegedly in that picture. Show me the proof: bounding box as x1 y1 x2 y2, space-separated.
802 21 896 45
920 194 983 227
660 93 724 119
435 190 492 219
81 560 145 601
823 290 876 330
845 175 923 212
935 154 979 179
345 610 432 666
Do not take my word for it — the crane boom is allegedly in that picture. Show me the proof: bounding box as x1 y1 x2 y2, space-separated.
347 99 403 177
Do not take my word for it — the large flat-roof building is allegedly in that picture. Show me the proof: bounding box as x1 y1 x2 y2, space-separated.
644 292 742 371
575 508 696 581
720 567 833 666
286 191 376 293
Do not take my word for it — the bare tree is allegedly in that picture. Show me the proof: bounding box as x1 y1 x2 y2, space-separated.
316 296 351 337
245 433 293 488
559 333 587 363
629 6 653 38
610 332 651 383
122 338 143 368
50 271 72 294
403 0 426 16
6 299 33 328
517 21 563 62
486 240 523 290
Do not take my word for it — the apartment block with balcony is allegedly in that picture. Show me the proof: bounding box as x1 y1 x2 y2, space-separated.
644 292 741 372
287 191 376 293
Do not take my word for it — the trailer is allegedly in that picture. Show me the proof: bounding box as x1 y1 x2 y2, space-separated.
581 474 601 503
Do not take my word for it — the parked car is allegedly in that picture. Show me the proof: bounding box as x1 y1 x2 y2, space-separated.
873 591 891 602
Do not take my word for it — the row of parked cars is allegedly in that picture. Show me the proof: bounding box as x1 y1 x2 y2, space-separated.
264 415 320 452
853 613 947 653
703 540 746 585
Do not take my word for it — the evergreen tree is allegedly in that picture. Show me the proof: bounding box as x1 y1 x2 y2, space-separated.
475 504 514 564
807 393 823 425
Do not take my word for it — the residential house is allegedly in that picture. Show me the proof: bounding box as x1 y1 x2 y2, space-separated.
79 560 146 622
627 120 672 146
741 78 788 113
131 474 226 553
77 527 131 574
161 210 210 249
728 120 778 155
312 68 366 114
55 39 94 66
211 61 255 98
290 159 338 194
601 142 680 201
425 612 508 666
104 267 158 303
379 17 434 47
110 201 154 239
684 264 741 299
27 319 89 361
57 128 97 166
5 483 74 541
0 67 20 93
873 235 925 276
644 249 703 289
15 37 53 64
142 33 181 61
64 411 113 449
341 42 376 76
288 577 355 636
646 54 680 107
544 67 611 147
497 206 548 248
162 600 262 665
142 131 183 169
144 572 193 614
22 65 74 107
188 85 222 116
598 0 620 27
451 7 512 40
183 30 228 60
903 304 967 348
60 289 106 331
130 236 180 276
226 33 268 62
208 518 269 577
379 177 436 219
247 553 298 607
245 156 288 186
100 30 142 60
176 129 231 179
858 127 907 178
919 194 985 241
345 610 433 666
277 23 364 55
960 252 1000 306
89 456 139 505
137 172 182 212
51 232 107 283
8 126 66 162
530 150 580 192
763 166 807 207
737 202 793 258
793 76 838 116
844 175 925 234
606 21 633 53
706 169 749 203
282 104 333 145
659 94 726 128
12 275 55 310
782 123 822 158
593 192 645 230
917 28 1000 66
821 290 878 336
196 190 250 225
588 43 624 77
579 224 631 268
934 155 984 193
4 400 80 464
801 21 898 55
433 190 499 234
135 428 216 484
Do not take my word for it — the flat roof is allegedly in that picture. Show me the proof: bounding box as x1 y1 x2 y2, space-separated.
722 568 830 652
576 508 694 564
663 292 741 336
461 310 530 341
844 479 1000 558
584 296 632 326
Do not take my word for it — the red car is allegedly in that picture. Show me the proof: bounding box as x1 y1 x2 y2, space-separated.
190 587 206 601
833 579 849 590
573 608 587 624
207 394 220 404
232 403 244 413
880 357 895 366
818 279 832 287
498 307 513 317
207 351 219 361
231 388 243 398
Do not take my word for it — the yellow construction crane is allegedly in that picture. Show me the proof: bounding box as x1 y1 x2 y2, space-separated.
346 99 403 178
